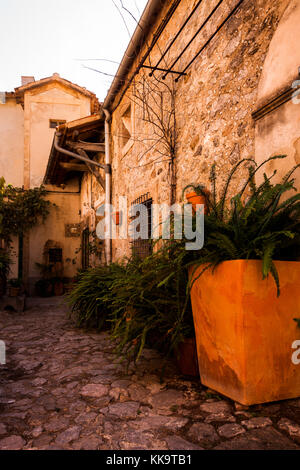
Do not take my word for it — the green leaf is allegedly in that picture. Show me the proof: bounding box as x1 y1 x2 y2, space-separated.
262 243 276 279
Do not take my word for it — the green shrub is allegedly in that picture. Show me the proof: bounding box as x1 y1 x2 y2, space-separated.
67 244 195 369
108 245 194 368
67 263 125 330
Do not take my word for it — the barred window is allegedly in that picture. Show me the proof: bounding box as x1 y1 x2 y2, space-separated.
130 193 152 259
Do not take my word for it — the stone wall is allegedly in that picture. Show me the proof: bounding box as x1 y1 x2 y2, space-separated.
110 0 291 261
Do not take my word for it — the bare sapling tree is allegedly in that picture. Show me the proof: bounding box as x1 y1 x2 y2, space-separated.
84 0 180 207
129 69 178 206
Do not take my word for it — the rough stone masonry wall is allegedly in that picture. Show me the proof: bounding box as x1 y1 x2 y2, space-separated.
111 0 289 261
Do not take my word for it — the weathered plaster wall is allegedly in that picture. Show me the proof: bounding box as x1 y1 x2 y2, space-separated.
255 101 300 186
110 0 290 260
24 83 90 188
81 173 93 223
0 97 24 186
257 0 300 106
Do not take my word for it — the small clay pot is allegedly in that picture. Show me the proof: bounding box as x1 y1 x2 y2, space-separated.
8 286 20 297
186 190 210 214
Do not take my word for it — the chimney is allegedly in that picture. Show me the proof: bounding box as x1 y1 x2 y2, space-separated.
21 76 35 86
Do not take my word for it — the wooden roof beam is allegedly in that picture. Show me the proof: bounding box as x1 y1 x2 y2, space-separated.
66 140 105 152
59 162 88 172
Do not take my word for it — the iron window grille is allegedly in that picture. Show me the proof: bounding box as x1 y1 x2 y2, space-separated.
48 248 62 263
130 193 153 259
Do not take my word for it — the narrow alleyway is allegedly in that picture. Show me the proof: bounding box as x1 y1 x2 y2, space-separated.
0 299 299 450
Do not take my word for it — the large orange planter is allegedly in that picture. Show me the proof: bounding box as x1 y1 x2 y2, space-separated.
189 260 300 405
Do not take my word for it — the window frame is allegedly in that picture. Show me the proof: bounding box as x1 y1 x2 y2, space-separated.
49 119 66 129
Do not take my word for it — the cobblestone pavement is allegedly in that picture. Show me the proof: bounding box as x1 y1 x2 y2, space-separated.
0 299 300 450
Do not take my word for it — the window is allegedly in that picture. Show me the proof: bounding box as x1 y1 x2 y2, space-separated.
130 193 152 259
49 119 66 129
48 248 62 263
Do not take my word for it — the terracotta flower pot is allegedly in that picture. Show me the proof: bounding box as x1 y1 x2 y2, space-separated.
113 211 120 226
189 260 300 405
186 191 209 214
8 286 20 297
54 281 64 296
176 337 199 377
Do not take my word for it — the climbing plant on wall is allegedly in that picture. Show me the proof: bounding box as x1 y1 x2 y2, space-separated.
0 180 51 240
0 178 52 281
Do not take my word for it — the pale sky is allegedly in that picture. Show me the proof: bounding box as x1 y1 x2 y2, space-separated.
0 0 148 101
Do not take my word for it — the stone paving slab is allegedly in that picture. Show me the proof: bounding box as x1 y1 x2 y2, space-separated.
0 301 299 450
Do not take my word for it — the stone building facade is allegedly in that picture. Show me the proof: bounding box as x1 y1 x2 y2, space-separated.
103 0 300 261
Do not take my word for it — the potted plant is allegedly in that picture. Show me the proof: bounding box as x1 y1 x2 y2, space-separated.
52 277 64 296
182 184 210 214
8 278 23 297
188 156 300 405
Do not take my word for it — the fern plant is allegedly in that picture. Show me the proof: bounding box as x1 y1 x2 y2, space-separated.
108 245 194 369
185 156 300 296
182 183 206 198
67 245 195 370
67 263 125 330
